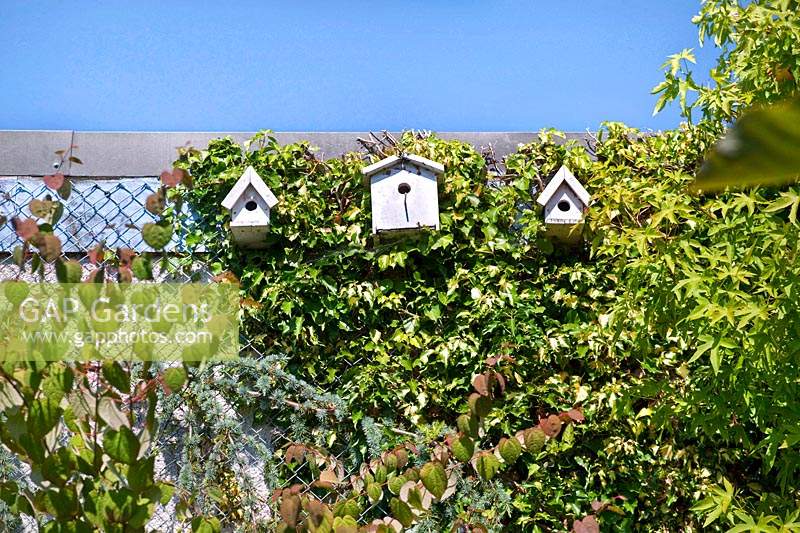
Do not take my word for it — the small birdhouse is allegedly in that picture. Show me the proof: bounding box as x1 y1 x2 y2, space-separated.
361 153 444 236
536 165 591 243
221 166 279 248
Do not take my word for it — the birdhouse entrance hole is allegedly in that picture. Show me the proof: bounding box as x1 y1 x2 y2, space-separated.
557 200 571 212
398 183 412 221
245 200 258 211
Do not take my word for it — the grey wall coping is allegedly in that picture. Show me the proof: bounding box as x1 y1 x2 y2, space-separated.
0 131 594 177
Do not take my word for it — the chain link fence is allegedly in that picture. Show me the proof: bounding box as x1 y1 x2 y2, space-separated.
0 177 377 532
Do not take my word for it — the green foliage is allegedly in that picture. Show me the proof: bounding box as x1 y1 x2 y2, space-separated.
0 166 221 531
0 360 175 531
178 130 568 428
653 0 800 123
1 2 798 530
267 362 580 531
177 112 800 528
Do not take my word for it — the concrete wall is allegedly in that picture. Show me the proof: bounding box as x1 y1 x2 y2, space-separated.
0 131 594 177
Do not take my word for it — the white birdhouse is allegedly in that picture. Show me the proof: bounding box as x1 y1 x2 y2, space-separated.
536 165 591 243
221 166 279 248
361 153 445 236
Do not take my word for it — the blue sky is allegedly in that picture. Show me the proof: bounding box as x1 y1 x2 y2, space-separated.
0 1 716 132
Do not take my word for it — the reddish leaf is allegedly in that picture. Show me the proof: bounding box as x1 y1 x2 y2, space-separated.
472 374 490 396
241 297 262 309
44 173 65 190
212 271 240 284
573 515 599 533
35 234 62 262
145 192 165 215
12 217 39 240
87 267 105 283
118 266 133 283
494 372 506 394
88 244 105 265
117 248 136 267
285 444 306 465
179 169 192 188
567 408 585 423
540 414 563 437
314 469 339 489
280 494 301 528
160 168 184 188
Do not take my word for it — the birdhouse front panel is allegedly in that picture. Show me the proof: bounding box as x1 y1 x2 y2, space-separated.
230 184 271 227
543 183 584 225
370 166 440 234
221 166 279 249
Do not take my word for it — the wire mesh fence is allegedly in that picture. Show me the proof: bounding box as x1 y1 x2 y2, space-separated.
0 177 374 532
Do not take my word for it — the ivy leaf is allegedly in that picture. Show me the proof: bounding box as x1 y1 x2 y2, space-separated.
695 95 800 192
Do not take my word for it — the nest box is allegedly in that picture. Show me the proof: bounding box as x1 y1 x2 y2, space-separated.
221 166 279 248
536 165 591 243
361 154 445 236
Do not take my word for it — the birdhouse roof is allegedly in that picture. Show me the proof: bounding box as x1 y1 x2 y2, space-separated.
221 166 279 210
361 154 445 178
536 165 591 207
